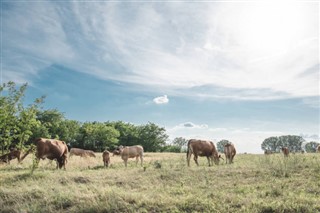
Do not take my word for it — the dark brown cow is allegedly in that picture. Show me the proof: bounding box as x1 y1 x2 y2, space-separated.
69 148 96 158
114 145 144 167
281 147 289 157
0 149 21 164
187 139 221 166
317 145 320 153
224 143 236 164
35 138 68 169
102 150 110 167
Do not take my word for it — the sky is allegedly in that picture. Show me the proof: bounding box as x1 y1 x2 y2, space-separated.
1 1 319 153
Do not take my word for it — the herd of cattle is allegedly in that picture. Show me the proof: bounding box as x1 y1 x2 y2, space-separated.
1 138 320 170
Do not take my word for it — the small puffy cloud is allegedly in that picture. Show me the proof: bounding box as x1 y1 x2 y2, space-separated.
153 95 169 104
175 122 209 129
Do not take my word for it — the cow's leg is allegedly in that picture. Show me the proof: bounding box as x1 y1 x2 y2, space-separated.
194 154 199 166
187 152 192 167
207 156 211 166
136 156 139 166
140 154 143 166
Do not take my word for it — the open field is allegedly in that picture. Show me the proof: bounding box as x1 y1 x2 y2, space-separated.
1 152 320 213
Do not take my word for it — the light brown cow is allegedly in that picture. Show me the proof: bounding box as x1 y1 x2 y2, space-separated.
102 150 110 167
281 147 289 157
224 143 236 164
317 145 320 153
69 148 96 158
187 139 221 166
115 145 144 167
35 138 68 169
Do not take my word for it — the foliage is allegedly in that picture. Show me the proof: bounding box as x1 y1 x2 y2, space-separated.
172 137 188 152
76 122 120 152
137 122 169 152
261 135 305 152
305 141 320 153
0 82 44 153
216 139 232 153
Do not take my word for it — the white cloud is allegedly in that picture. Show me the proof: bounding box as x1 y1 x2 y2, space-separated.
153 95 169 105
2 2 318 100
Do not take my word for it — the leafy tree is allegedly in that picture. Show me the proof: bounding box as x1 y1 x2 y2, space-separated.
108 121 139 148
278 135 304 153
36 109 65 139
160 145 181 153
77 122 119 152
217 139 232 153
138 122 168 152
261 135 305 152
261 137 279 152
305 141 319 153
0 82 44 153
172 137 188 152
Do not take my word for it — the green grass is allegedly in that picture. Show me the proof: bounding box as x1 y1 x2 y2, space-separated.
1 153 320 212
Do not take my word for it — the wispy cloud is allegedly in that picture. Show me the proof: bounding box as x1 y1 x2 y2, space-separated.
2 1 318 101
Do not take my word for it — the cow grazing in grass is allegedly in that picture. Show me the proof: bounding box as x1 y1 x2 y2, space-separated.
224 143 236 164
317 145 320 153
35 138 68 169
69 148 96 158
102 150 110 167
114 145 144 167
281 147 289 157
187 139 221 167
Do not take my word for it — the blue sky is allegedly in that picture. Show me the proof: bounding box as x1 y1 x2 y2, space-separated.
1 1 319 153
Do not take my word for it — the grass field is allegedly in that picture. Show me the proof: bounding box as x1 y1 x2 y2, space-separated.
1 152 320 213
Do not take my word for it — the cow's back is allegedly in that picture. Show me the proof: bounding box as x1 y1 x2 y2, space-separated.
122 145 144 158
188 139 216 156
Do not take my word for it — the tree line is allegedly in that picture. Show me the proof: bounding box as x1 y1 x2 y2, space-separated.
0 82 170 153
1 82 318 154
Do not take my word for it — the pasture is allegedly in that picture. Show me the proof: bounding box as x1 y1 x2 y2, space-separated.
0 152 320 212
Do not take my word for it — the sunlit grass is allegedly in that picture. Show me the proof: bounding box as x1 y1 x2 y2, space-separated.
1 152 320 212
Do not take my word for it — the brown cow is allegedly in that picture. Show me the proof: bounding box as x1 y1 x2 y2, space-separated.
187 139 221 166
317 145 320 153
224 143 236 164
0 149 21 164
114 145 144 167
69 148 96 158
35 138 68 169
102 150 110 167
281 147 289 157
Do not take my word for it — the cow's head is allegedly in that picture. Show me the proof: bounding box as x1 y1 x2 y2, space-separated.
212 154 223 165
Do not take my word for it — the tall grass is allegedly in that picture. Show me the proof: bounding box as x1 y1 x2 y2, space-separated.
1 152 320 212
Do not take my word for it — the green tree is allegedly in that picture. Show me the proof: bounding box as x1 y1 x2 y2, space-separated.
138 122 168 152
261 136 279 152
0 82 44 152
172 137 188 152
261 135 305 153
278 135 304 152
217 139 232 153
78 122 119 151
36 109 65 139
108 121 139 148
305 141 319 153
